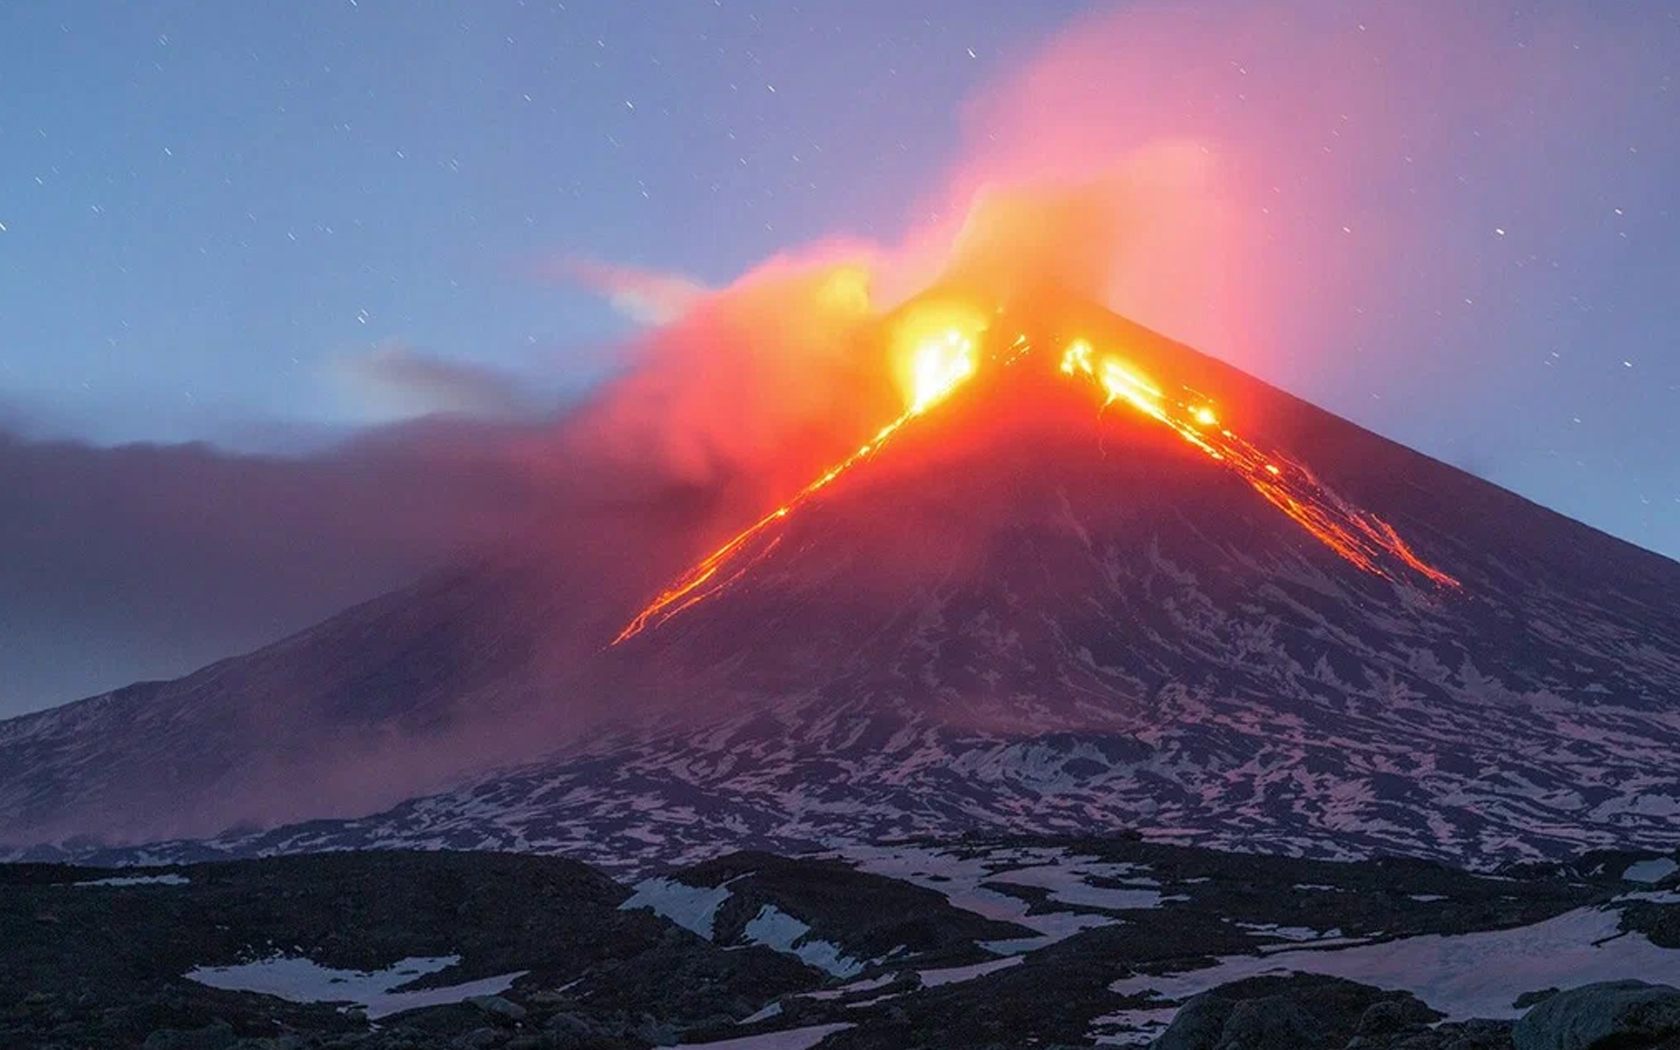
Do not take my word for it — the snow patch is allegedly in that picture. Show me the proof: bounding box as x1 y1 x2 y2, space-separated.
1235 922 1340 942
619 876 733 939
184 954 526 1019
917 955 1022 988
1111 904 1680 1021
74 873 189 887
985 859 1165 912
1624 858 1679 884
743 905 865 978
803 973 896 1000
1089 1006 1178 1046
842 844 1128 950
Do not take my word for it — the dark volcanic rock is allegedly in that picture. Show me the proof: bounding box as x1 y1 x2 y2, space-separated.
0 850 817 1050
677 851 1034 967
467 995 527 1023
140 1020 237 1050
1511 980 1680 1050
1 839 1669 1050
1152 974 1440 1050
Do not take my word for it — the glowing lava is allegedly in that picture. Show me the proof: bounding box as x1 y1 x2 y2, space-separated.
907 329 979 414
613 319 1458 645
611 322 981 644
1057 340 1460 589
892 300 987 414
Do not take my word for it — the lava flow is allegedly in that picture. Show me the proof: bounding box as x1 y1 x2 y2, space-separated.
1056 339 1461 589
611 325 982 644
613 316 1458 645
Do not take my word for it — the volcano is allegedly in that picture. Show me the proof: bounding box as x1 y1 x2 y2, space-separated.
5 298 1680 870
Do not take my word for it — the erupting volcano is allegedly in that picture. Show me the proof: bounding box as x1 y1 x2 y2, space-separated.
614 298 1459 645
6 293 1680 874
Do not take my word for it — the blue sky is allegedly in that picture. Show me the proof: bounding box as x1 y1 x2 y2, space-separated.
0 1 1077 445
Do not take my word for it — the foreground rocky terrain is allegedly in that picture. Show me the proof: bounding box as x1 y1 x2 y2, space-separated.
7 836 1680 1049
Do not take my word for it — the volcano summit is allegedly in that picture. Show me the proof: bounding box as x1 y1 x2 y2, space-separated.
5 295 1679 873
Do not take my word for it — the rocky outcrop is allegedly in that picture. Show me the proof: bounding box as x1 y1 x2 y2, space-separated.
1511 981 1680 1050
1151 974 1439 1050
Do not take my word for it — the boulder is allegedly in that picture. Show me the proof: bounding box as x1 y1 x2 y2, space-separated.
467 995 528 1023
1512 980 1680 1050
1152 974 1440 1050
453 1027 506 1049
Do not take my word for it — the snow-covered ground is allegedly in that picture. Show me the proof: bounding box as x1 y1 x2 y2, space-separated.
618 876 735 937
803 973 895 1001
916 955 1022 988
744 905 865 978
1088 1006 1177 1047
73 873 188 887
981 858 1166 912
1111 901 1680 1021
184 954 526 1019
841 843 1181 952
1624 857 1679 884
620 875 864 976
1234 922 1340 942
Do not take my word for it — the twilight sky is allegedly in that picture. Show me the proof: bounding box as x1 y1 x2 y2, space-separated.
0 1 1076 443
1 0 1676 714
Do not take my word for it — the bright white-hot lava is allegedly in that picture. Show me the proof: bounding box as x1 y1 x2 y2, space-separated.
612 315 1458 645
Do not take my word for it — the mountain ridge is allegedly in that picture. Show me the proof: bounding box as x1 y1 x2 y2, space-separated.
5 303 1679 868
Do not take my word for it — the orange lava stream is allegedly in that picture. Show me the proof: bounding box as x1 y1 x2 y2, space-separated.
1059 340 1461 590
611 409 924 644
612 328 1459 645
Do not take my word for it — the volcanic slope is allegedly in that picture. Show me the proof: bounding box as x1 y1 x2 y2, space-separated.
6 301 1680 868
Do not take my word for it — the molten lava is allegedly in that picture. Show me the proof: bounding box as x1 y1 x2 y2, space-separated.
612 316 1458 645
907 329 979 414
891 300 988 414
611 322 980 645
1056 340 1461 589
